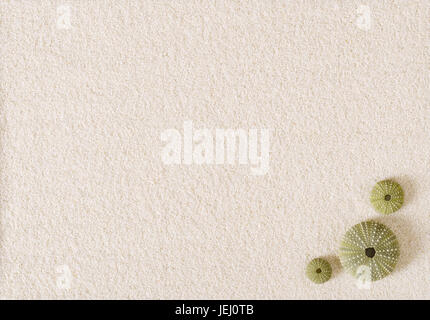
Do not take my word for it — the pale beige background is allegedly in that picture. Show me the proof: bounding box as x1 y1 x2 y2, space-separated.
0 0 429 299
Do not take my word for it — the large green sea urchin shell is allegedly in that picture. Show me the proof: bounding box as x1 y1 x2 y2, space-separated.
370 180 404 214
339 221 399 281
306 258 332 284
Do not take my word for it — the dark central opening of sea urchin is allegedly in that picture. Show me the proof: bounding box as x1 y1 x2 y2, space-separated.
384 194 392 201
365 247 376 258
316 268 322 274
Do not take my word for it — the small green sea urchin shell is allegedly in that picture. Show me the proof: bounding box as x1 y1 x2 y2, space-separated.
339 221 399 281
370 180 404 214
306 258 332 284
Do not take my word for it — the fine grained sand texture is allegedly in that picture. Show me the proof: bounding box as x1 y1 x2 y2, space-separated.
0 0 429 299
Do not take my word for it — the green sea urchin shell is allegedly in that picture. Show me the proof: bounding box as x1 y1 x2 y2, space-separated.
306 258 332 284
370 180 404 214
339 221 399 281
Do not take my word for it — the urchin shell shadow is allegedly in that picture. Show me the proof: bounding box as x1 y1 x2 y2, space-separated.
391 175 416 206
339 220 400 281
323 255 342 279
373 215 419 273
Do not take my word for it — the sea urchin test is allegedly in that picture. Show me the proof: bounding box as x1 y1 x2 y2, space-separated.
370 180 404 214
306 258 332 284
339 220 399 281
